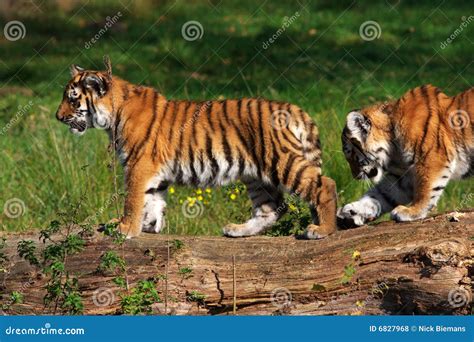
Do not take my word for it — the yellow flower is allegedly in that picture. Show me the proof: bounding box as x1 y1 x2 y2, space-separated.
168 187 175 194
352 250 361 260
197 195 203 201
355 300 365 308
196 189 203 195
230 194 237 200
288 204 297 212
205 188 212 193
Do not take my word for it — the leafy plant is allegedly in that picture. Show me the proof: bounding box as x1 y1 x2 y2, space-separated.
120 280 161 315
98 250 126 274
178 267 193 279
187 290 206 302
16 199 90 314
0 237 9 273
341 263 356 284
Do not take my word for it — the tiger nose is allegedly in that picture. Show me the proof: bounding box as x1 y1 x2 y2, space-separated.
56 110 65 122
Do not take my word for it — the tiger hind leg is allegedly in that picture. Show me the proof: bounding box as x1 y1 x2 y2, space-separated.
282 158 337 239
222 180 285 237
391 158 451 222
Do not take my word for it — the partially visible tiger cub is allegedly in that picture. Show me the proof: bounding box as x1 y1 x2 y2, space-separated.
338 85 473 228
56 58 337 238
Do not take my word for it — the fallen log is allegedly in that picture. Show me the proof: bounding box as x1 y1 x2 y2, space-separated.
1 210 473 315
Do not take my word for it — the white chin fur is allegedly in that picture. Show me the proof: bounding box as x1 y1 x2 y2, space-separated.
70 127 86 136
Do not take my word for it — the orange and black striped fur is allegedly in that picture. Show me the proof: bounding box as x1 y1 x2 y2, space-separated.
56 59 337 238
338 85 473 228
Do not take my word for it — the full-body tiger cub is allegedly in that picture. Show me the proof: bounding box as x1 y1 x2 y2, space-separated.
338 84 473 228
56 58 337 238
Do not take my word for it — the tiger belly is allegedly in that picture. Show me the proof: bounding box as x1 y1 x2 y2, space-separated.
146 156 263 190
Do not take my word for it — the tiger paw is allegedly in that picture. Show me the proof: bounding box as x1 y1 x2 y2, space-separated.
391 205 425 222
303 224 335 240
118 222 141 239
336 204 367 228
222 223 253 238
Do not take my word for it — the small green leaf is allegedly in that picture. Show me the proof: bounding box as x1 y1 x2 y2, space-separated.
311 283 326 292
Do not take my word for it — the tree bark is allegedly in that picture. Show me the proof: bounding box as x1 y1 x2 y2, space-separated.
1 210 473 315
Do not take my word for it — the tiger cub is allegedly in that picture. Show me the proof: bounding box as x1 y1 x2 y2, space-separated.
338 84 473 228
55 58 337 238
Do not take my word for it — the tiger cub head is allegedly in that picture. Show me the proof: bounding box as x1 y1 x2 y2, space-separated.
341 102 395 183
56 58 114 135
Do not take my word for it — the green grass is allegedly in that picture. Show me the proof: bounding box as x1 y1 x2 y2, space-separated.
0 0 472 235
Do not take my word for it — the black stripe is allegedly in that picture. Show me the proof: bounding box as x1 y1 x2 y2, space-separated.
128 92 160 167
152 101 169 162
206 135 219 183
257 99 266 175
218 121 233 174
282 154 297 186
189 145 198 184
432 186 445 191
222 100 230 125
291 165 309 191
237 150 246 175
418 85 433 156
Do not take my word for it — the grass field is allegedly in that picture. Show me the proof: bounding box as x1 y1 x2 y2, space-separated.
0 0 473 235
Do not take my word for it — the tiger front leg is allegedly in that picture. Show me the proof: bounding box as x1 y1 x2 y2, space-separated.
391 160 450 222
338 174 413 228
304 176 337 239
119 166 156 238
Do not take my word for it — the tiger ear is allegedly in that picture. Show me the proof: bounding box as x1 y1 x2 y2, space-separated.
380 101 395 115
70 64 84 77
83 74 108 97
346 111 371 142
103 55 112 81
